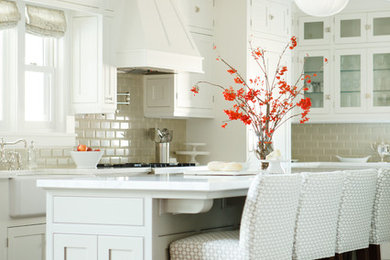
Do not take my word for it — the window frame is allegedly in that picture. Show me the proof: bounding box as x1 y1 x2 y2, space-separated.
0 0 71 140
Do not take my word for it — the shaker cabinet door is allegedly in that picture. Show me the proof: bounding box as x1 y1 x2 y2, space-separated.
98 236 144 260
8 224 46 260
53 234 97 260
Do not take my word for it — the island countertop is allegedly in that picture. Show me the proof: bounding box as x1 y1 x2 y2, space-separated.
37 174 253 192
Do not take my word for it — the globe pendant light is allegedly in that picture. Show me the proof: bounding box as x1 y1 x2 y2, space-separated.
295 0 350 17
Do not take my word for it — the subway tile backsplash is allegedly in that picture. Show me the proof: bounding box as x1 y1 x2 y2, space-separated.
292 123 390 162
25 73 187 169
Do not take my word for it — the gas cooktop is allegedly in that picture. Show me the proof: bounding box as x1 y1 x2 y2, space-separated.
97 163 196 168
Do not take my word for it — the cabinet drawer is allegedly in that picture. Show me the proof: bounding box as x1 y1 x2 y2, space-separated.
53 196 144 226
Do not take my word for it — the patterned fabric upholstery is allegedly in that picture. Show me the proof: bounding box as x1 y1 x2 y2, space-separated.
370 168 390 244
170 174 302 260
293 171 345 260
169 230 243 260
335 169 378 253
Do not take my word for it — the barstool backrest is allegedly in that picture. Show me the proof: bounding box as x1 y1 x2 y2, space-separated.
239 174 302 260
335 169 378 253
293 171 345 260
370 168 390 244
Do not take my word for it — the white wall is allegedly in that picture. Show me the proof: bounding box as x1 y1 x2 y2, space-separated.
186 0 249 164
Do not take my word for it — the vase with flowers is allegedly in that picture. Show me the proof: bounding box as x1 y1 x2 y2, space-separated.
191 36 314 171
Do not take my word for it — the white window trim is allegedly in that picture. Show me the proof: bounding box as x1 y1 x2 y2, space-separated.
0 0 76 147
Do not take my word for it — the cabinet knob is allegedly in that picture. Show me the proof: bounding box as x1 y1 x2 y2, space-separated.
269 14 274 20
195 6 200 13
365 93 371 99
325 27 331 33
105 97 113 101
325 94 331 100
365 24 371 30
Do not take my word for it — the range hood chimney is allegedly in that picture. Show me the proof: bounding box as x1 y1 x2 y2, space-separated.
114 0 203 73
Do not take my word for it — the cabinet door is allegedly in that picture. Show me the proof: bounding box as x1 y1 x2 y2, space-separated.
334 49 367 113
72 15 99 104
176 0 214 34
102 16 117 109
176 33 214 115
298 17 331 45
367 48 390 112
53 234 97 260
98 236 143 260
251 0 291 39
368 12 390 42
335 14 367 43
144 74 175 115
300 50 331 114
8 224 46 260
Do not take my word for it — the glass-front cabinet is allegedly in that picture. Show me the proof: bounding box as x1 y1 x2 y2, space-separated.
368 12 390 41
334 50 366 112
298 17 331 45
301 50 330 114
368 48 390 111
335 14 367 43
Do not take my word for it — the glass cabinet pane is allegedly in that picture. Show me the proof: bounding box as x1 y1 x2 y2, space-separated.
339 55 361 107
340 19 361 38
304 56 324 108
304 22 324 40
373 17 390 36
373 53 390 106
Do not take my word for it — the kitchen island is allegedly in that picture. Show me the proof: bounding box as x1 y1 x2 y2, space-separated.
37 174 252 260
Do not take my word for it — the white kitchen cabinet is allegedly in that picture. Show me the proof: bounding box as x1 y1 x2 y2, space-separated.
53 234 144 260
8 224 46 260
335 14 367 44
300 50 331 115
176 0 214 34
144 33 214 118
54 234 97 260
298 17 332 45
71 14 117 114
367 47 390 113
98 236 144 260
368 12 390 42
251 0 291 40
334 49 367 113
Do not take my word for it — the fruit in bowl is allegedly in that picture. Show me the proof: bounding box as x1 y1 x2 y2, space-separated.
71 145 104 169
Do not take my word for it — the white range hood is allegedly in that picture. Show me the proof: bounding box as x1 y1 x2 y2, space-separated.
114 0 203 73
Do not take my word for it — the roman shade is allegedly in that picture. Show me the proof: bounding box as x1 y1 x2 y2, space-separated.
25 4 66 37
0 0 21 29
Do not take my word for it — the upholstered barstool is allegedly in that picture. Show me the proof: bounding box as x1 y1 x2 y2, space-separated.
292 171 345 260
369 168 390 260
169 174 302 260
334 169 378 260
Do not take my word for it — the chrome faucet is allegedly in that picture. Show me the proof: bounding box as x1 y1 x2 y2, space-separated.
0 138 28 170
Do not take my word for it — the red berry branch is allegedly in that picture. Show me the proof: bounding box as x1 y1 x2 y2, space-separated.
191 36 316 159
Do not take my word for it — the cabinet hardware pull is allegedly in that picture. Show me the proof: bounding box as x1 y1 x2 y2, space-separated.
365 24 371 30
269 14 274 20
195 6 200 13
325 27 331 33
325 95 331 100
105 97 113 101
365 93 371 99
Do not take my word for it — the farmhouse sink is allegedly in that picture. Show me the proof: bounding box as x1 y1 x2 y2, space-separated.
9 174 72 218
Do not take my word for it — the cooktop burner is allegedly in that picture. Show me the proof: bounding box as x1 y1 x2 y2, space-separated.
97 163 196 168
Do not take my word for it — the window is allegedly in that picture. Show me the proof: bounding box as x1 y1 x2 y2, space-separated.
24 33 56 126
0 1 68 138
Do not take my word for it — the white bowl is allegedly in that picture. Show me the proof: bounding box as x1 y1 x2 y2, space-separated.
335 155 371 163
70 151 104 169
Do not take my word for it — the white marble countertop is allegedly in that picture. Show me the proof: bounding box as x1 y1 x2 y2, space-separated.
37 174 254 192
0 167 151 179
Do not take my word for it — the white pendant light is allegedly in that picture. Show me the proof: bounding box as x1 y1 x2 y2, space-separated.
295 0 350 17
